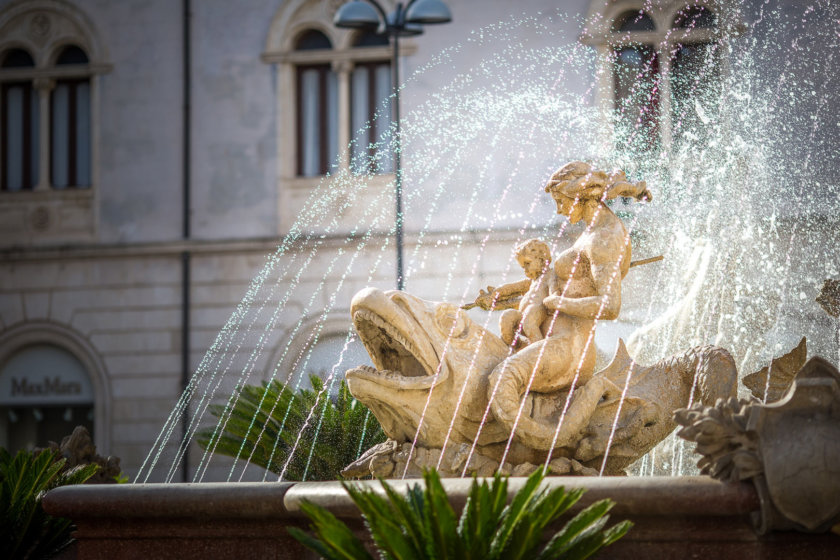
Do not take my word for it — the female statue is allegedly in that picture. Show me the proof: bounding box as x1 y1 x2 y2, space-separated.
475 161 651 450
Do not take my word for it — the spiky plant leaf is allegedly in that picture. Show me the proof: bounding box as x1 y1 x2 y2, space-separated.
344 482 416 559
553 515 611 560
419 469 460 559
288 500 374 560
537 498 632 560
0 448 99 560
290 467 631 560
458 476 506 559
196 375 384 480
489 466 547 557
502 485 584 560
379 479 428 557
538 499 612 558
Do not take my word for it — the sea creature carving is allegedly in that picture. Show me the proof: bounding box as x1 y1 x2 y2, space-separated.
741 337 806 402
342 287 737 478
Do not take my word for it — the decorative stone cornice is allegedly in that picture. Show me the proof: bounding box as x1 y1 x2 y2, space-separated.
816 279 840 318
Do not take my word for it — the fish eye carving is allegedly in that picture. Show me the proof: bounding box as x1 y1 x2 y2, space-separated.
435 304 468 338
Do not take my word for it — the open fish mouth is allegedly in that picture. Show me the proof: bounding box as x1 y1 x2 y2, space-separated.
348 308 442 390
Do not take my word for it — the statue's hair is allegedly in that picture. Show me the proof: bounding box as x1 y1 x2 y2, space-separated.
544 161 652 203
515 238 551 263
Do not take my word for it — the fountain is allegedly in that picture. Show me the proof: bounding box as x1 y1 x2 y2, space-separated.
42 3 840 558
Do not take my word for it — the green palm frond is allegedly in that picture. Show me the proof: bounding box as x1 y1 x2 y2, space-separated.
290 467 632 560
0 448 99 560
197 375 385 480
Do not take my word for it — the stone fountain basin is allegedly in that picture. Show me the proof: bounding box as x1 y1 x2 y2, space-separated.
42 475 837 559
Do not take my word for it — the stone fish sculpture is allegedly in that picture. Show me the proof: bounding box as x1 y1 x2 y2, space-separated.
342 163 739 477
341 288 737 477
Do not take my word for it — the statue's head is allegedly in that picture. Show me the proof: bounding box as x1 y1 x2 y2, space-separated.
515 238 551 280
544 161 651 220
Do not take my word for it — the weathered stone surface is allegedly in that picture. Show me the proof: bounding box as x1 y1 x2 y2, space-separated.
44 476 840 558
676 357 840 534
43 482 312 560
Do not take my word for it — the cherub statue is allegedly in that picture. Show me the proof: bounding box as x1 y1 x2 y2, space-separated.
467 239 557 350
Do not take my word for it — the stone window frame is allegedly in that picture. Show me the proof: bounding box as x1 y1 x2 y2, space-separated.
262 0 416 233
0 0 111 244
581 0 745 154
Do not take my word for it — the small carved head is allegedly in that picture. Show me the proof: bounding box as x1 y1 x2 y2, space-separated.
515 238 551 279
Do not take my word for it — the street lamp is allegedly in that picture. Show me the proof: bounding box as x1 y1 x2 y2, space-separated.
334 0 452 291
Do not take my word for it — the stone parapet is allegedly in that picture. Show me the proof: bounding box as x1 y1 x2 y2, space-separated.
42 475 840 559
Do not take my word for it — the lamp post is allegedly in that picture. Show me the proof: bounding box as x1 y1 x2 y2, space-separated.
334 0 452 291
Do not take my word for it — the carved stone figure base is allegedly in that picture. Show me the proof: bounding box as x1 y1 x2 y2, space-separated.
35 425 121 484
341 439 599 479
344 287 738 479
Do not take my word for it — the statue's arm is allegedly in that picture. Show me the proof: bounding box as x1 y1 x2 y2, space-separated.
487 298 522 311
493 278 531 299
466 279 530 310
547 270 560 295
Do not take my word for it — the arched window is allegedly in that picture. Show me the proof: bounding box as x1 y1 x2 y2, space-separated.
0 344 95 451
1 48 39 191
610 12 661 152
0 42 95 191
56 45 89 65
52 45 92 189
612 10 656 32
673 6 717 29
0 3 108 243
264 2 406 189
290 28 394 178
2 48 35 67
0 1 108 211
296 29 332 51
350 32 392 175
584 2 734 154
669 6 721 144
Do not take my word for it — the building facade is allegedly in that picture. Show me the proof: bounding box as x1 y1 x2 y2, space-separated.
1 0 837 481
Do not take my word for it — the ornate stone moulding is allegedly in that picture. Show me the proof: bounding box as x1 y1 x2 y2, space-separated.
676 356 840 534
